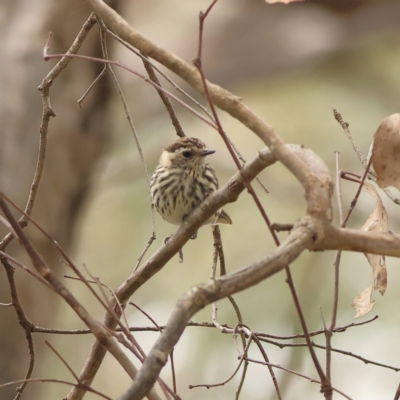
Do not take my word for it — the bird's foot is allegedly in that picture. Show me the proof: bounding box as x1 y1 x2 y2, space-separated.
163 235 184 263
178 248 184 263
163 234 173 246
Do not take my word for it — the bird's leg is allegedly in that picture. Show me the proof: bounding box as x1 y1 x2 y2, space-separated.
163 234 184 263
178 249 184 263
183 213 198 240
163 234 173 246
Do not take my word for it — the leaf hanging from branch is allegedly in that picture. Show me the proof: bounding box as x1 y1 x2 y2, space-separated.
352 283 375 319
352 182 388 318
371 113 400 190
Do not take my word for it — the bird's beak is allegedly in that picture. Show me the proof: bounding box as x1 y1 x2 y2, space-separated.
201 149 216 157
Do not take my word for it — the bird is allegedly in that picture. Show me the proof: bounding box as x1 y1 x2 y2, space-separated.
150 137 232 229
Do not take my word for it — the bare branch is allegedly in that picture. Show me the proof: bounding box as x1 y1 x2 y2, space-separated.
0 13 98 251
1 258 35 400
320 225 400 257
245 358 353 400
141 54 185 138
97 20 157 250
334 109 366 168
119 223 314 399
81 0 330 213
0 195 161 400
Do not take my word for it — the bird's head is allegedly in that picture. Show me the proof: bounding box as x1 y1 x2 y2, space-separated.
159 137 215 168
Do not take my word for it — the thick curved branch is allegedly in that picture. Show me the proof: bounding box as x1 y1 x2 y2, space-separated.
0 14 97 251
65 149 273 400
119 222 314 400
72 4 400 396
117 144 331 303
67 143 331 399
0 195 161 400
66 145 282 399
318 226 400 257
82 0 332 223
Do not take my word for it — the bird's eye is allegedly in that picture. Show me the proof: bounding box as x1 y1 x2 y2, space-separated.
182 151 192 159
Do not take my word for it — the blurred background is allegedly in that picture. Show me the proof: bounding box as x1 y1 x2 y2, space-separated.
1 0 400 399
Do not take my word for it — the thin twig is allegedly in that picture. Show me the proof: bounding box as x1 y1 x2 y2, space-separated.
333 109 366 167
32 321 217 334
214 226 244 327
195 9 274 285
0 14 97 251
77 66 107 107
30 319 397 373
129 302 163 332
79 270 142 358
255 315 379 340
103 26 216 122
30 316 378 337
5 194 145 349
212 223 248 396
323 151 344 384
0 195 163 400
193 58 273 235
0 250 53 289
252 333 283 400
342 157 373 227
235 359 248 400
98 20 157 242
0 378 112 400
326 250 341 383
189 337 252 389
129 302 179 397
245 358 353 400
1 258 35 400
134 232 156 271
334 109 400 205
285 264 332 398
210 226 227 332
256 336 400 372
1 195 134 338
335 152 344 225
197 0 218 62
141 54 185 138
45 341 81 382
211 224 278 398
169 351 177 396
43 37 218 130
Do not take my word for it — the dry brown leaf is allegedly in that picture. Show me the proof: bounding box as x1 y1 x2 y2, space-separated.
361 183 388 295
352 182 388 318
351 283 375 318
371 113 400 189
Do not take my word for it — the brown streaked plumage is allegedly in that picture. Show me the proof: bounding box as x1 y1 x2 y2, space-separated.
150 137 232 227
